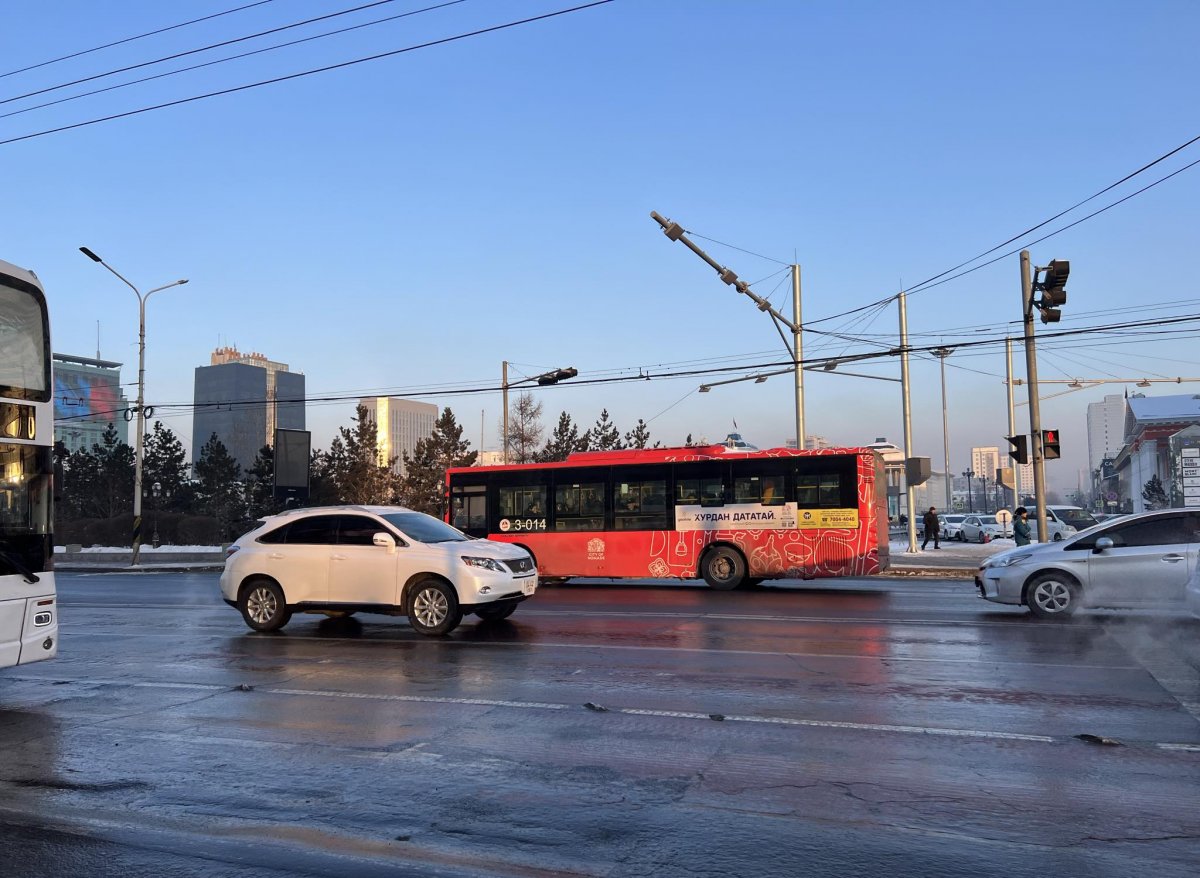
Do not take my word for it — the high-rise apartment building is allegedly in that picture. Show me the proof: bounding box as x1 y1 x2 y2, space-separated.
360 397 437 477
1087 393 1127 473
52 353 129 453
971 446 1001 482
192 347 305 474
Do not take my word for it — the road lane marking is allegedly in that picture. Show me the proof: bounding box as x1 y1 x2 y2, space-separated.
7 677 1198 751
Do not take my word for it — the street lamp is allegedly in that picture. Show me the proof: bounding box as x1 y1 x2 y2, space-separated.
80 247 187 566
931 347 954 509
962 469 975 512
151 481 162 549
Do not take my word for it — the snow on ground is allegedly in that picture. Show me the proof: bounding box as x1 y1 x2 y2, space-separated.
887 536 1044 567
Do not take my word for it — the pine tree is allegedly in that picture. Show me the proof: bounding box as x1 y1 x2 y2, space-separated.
195 433 245 539
308 449 340 506
624 418 652 449
1142 474 1169 510
539 411 589 462
245 445 283 518
588 409 623 451
142 421 192 512
328 404 400 504
505 392 544 464
70 423 135 519
398 408 477 516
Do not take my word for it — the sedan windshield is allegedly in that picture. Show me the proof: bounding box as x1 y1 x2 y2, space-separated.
380 512 469 543
945 515 965 523
980 516 999 525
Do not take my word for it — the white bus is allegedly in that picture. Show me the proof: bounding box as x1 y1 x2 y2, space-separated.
0 258 57 668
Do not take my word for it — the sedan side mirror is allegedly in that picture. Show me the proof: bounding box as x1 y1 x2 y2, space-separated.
373 532 397 553
1093 536 1114 554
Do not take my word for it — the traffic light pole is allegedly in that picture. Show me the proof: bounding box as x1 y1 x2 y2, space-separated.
1020 251 1049 542
898 290 918 553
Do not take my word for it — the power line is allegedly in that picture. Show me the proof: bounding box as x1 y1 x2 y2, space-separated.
0 0 409 108
0 1 615 148
0 0 472 123
56 311 1200 425
0 1 279 80
802 132 1200 329
683 230 790 267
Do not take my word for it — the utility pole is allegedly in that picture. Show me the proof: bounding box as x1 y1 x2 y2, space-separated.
898 290 917 552
792 264 805 447
502 360 509 465
932 347 953 509
650 212 806 448
1020 250 1049 542
1006 336 1017 507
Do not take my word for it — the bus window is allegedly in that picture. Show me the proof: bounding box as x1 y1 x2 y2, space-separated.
500 486 547 519
793 456 856 508
450 484 486 532
615 479 668 530
676 477 725 507
555 482 605 532
734 475 785 505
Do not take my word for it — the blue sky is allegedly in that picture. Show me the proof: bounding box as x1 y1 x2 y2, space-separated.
5 0 1199 491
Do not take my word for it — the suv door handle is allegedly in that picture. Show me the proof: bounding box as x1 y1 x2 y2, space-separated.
331 553 348 561
1161 554 1185 562
268 552 284 560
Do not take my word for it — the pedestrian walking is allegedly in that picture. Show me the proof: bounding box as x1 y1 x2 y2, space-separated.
1013 506 1032 546
921 506 940 550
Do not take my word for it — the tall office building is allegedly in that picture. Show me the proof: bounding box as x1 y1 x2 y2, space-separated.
360 397 438 477
1087 393 1127 473
52 353 129 453
192 347 305 474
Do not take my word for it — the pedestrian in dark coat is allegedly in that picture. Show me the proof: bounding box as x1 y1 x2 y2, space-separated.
922 506 940 550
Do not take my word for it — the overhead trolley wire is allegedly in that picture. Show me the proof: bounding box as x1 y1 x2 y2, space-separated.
0 0 413 107
0 1 616 148
0 0 472 123
0 0 279 80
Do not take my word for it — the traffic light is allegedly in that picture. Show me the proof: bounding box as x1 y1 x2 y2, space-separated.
1035 259 1069 323
536 367 578 386
1041 429 1061 460
1007 434 1029 465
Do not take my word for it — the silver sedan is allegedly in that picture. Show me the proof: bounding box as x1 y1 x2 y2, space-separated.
976 508 1200 618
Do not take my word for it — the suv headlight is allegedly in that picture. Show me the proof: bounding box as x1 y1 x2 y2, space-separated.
461 556 507 572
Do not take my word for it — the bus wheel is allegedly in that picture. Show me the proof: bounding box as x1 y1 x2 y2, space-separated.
701 546 746 591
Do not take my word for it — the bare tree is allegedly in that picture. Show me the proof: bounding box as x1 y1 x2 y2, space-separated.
504 392 544 464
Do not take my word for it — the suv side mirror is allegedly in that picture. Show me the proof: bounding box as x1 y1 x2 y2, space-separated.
1093 536 1114 554
373 532 397 553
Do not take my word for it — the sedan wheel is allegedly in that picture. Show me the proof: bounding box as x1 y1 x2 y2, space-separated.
1026 573 1079 618
408 578 463 636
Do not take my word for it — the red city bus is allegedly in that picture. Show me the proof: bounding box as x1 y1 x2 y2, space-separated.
446 445 889 590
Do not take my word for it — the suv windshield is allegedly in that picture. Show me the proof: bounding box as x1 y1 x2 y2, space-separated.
380 512 469 544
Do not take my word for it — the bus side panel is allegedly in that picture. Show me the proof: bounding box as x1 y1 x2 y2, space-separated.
488 526 884 581
0 596 23 666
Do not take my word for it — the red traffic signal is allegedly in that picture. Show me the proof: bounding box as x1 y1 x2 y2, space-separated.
1041 429 1061 460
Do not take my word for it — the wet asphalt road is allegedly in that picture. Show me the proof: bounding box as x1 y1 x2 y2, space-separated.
2 572 1199 877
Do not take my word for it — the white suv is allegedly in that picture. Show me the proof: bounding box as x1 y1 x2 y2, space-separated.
220 506 537 636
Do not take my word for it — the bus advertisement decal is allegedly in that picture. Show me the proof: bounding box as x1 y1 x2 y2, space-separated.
675 503 799 531
796 509 860 529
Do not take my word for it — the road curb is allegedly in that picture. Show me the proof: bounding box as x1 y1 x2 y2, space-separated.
882 567 975 580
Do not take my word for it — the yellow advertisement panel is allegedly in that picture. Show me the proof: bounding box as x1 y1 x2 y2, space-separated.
795 508 859 529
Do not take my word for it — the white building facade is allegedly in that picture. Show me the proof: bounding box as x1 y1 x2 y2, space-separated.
1087 393 1127 473
360 397 438 476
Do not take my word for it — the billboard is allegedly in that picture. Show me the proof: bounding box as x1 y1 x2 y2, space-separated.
274 428 310 498
53 369 123 422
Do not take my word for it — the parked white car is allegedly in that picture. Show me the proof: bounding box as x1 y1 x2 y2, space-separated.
1047 505 1099 533
220 505 537 636
1041 507 1082 542
941 514 967 541
960 514 1006 543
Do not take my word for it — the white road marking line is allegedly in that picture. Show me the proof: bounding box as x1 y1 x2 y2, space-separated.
1156 743 1200 752
265 687 568 711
